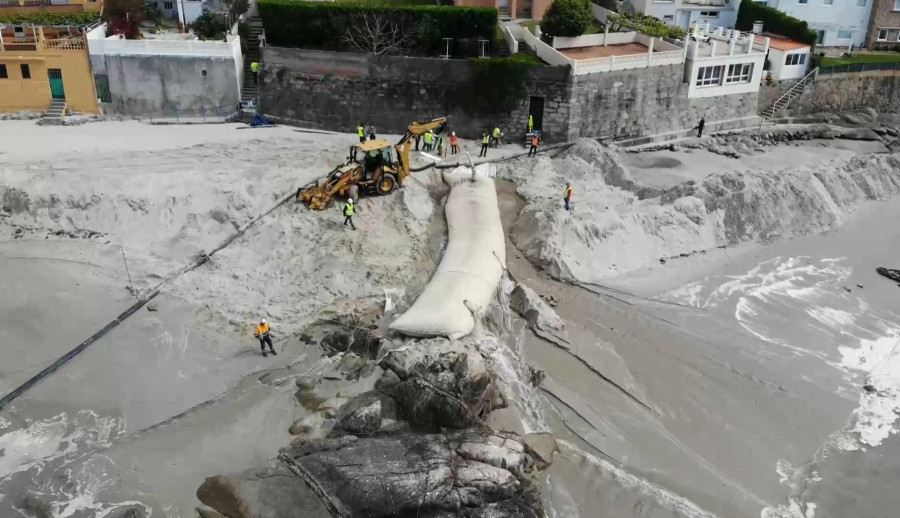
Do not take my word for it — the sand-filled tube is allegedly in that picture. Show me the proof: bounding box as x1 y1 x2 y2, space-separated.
390 164 506 339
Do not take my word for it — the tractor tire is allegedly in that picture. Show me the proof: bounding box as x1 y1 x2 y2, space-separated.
377 173 397 195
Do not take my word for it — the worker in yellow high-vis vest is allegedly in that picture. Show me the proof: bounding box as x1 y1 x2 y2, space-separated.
254 318 276 357
480 132 490 157
564 183 573 212
251 61 259 84
357 123 366 143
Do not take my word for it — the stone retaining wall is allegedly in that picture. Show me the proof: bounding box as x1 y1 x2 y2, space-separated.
259 47 761 143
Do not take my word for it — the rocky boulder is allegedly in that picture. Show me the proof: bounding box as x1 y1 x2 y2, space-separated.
380 338 506 430
509 284 565 335
278 429 543 518
522 433 556 471
197 465 330 518
329 390 405 436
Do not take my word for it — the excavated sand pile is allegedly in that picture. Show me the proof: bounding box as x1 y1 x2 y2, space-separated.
499 138 900 284
0 136 439 335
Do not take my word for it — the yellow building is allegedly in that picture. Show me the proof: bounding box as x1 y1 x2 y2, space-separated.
0 25 99 114
0 0 102 14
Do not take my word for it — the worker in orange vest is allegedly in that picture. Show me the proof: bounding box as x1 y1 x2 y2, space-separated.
528 132 541 157
564 183 573 212
449 132 459 155
254 318 276 357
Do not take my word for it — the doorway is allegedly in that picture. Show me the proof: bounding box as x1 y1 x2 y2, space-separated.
528 96 544 132
48 69 65 99
677 11 691 33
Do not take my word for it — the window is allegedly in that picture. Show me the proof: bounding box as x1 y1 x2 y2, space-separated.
798 0 807 5
785 53 807 65
838 30 854 39
857 0 865 6
0 64 7 79
20 64 30 79
663 15 674 20
816 30 825 44
897 31 900 41
163 1 173 8
696 65 724 86
755 0 768 4
725 62 753 83
823 0 833 5
201 69 207 77
700 10 719 17
878 29 889 40
895 0 900 10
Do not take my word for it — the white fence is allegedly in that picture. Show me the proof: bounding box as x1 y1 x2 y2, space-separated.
502 24 518 55
519 25 574 68
552 31 636 49
572 47 685 74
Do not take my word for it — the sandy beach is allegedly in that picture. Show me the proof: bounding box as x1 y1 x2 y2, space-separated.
1 118 899 518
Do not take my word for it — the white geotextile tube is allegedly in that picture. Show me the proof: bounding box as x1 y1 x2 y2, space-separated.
390 164 507 339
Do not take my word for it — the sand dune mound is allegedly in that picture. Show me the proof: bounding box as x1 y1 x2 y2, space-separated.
500 139 900 284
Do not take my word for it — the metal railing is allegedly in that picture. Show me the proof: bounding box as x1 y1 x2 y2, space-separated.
43 38 85 50
819 61 900 75
145 103 240 123
761 67 818 119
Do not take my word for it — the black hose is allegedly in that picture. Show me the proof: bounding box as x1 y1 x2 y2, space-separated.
0 191 297 411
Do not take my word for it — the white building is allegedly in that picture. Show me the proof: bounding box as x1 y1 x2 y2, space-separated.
152 0 206 25
684 25 768 97
628 0 744 32
762 32 812 80
752 0 872 48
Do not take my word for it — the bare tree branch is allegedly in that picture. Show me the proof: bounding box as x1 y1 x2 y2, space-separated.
342 13 411 55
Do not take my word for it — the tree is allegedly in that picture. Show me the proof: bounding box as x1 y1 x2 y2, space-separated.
342 13 411 55
103 0 145 39
540 0 592 38
192 10 228 40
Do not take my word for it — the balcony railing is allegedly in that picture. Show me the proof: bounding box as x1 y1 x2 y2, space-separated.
0 28 85 53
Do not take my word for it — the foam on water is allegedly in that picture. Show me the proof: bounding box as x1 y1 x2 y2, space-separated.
0 410 142 517
476 274 549 434
664 256 900 517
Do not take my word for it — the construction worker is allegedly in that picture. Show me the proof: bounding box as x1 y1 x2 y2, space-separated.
564 182 573 212
492 126 501 147
480 132 489 158
343 198 356 230
450 132 459 155
357 123 366 143
528 132 540 157
528 114 534 133
251 61 259 84
254 318 276 357
423 130 434 152
436 134 444 157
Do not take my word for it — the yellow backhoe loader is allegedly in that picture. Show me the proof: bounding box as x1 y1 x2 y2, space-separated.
298 117 448 210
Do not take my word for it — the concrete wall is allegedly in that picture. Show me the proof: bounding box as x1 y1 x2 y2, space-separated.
102 53 240 115
568 63 758 139
259 47 573 141
88 24 242 115
259 47 759 144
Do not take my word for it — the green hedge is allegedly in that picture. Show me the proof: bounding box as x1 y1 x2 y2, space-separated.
606 12 685 38
258 0 497 55
736 0 816 45
0 11 100 26
471 53 539 113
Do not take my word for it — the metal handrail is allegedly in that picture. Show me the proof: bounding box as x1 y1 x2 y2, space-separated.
762 66 818 118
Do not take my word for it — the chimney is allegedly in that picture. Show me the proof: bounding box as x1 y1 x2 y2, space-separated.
752 21 764 34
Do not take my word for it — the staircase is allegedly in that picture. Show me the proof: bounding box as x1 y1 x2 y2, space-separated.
241 16 263 104
760 67 818 120
43 99 66 122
